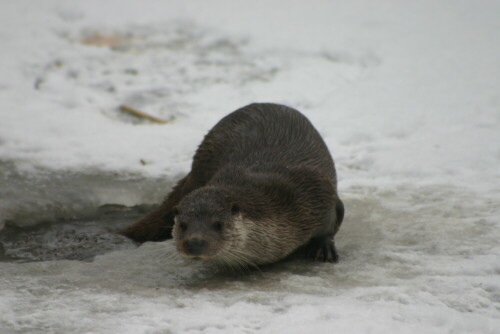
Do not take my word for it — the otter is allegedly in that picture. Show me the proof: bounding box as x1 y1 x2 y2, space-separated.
119 103 344 268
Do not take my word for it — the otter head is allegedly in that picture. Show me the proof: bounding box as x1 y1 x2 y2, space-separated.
172 186 241 261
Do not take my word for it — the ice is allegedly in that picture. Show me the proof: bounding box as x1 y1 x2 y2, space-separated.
0 161 169 229
1 0 500 333
1 189 499 333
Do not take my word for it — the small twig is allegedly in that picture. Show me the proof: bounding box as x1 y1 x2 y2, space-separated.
119 105 168 124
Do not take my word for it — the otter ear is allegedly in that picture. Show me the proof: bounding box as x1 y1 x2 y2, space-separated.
335 199 344 225
231 203 239 215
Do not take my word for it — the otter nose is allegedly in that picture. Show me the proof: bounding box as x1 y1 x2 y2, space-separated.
184 238 207 255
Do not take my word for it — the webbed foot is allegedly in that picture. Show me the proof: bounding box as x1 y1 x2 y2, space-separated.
306 236 339 263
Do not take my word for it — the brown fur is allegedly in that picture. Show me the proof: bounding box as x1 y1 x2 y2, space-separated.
119 103 344 266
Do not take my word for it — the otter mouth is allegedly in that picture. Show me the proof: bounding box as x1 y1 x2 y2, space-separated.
179 252 213 261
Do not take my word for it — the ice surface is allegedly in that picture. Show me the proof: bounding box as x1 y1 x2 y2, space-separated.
1 0 499 333
1 190 499 333
0 161 169 229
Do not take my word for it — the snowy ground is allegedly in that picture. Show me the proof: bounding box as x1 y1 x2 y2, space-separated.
1 0 499 333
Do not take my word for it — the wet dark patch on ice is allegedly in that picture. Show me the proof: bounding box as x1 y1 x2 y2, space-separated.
0 204 146 262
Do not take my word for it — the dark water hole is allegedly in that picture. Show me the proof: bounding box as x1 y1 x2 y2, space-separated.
0 204 153 262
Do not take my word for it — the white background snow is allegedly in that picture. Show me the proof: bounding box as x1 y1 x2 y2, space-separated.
0 0 499 333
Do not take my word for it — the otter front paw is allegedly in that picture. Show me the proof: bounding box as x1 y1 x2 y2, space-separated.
306 236 339 263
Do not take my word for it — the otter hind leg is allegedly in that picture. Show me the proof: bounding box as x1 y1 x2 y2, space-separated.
118 203 174 243
118 173 199 243
305 235 339 263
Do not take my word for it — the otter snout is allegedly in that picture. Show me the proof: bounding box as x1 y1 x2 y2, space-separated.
183 237 207 256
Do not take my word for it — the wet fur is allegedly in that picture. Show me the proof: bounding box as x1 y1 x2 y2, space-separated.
119 103 344 266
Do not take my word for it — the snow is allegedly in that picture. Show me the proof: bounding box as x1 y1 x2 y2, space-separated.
1 0 499 333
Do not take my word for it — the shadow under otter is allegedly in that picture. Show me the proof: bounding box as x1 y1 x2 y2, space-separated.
120 103 344 268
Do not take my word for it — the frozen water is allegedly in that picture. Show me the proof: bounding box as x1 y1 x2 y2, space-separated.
0 161 169 230
1 0 499 333
1 187 499 333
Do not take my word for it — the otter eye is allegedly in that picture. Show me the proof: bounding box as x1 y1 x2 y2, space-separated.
179 222 187 232
212 222 223 232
